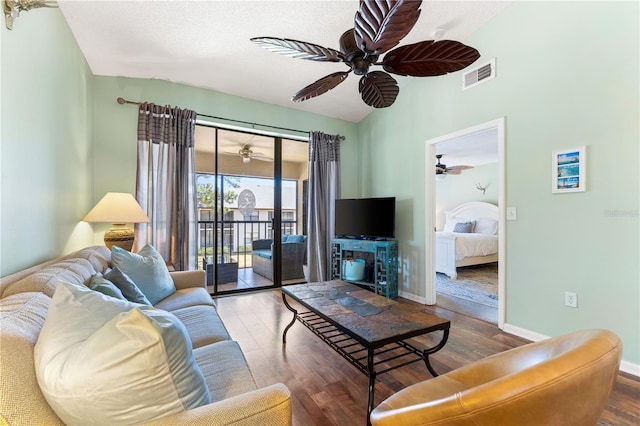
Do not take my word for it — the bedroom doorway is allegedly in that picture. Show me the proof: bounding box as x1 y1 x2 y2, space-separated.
424 118 506 328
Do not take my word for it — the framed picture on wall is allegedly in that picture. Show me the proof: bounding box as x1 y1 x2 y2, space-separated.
552 146 586 193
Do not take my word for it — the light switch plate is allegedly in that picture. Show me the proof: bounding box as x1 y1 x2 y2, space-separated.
506 207 518 221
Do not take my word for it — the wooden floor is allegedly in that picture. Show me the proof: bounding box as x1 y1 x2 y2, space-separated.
215 289 640 426
207 267 307 293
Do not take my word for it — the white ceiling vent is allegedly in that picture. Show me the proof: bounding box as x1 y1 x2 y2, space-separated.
463 58 496 90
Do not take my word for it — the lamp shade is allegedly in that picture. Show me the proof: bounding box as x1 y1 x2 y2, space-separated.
83 193 150 251
83 193 150 224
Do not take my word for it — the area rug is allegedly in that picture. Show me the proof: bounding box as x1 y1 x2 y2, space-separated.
436 263 498 308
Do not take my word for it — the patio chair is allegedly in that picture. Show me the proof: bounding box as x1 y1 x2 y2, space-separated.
252 235 306 281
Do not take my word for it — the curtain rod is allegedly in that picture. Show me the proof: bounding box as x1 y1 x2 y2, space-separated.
116 97 344 140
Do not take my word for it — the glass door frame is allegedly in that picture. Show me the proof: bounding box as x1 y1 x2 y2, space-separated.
207 131 284 296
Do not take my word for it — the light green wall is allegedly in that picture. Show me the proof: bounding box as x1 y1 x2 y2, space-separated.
358 2 639 364
435 163 499 230
1 8 95 276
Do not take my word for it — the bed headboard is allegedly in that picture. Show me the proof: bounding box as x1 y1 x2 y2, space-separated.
442 202 499 235
445 202 498 222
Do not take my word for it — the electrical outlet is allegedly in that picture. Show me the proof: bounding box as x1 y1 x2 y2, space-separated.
565 292 578 308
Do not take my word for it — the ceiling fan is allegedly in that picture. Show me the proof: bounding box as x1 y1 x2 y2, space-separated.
222 144 273 164
435 154 473 175
250 0 480 108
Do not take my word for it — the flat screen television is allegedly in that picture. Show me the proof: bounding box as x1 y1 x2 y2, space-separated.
334 197 395 240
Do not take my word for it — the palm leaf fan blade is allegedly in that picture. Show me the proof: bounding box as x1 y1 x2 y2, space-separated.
354 0 422 55
250 37 345 62
382 40 480 76
292 72 350 102
359 71 399 108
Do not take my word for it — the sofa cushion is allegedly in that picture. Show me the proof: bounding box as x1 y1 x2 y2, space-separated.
194 340 258 402
1 258 98 299
254 249 272 260
34 282 211 426
154 287 214 311
0 292 63 425
111 244 176 304
88 274 127 300
104 267 152 305
171 305 231 348
286 235 305 243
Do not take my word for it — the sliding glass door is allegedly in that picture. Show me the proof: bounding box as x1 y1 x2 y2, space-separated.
194 126 308 295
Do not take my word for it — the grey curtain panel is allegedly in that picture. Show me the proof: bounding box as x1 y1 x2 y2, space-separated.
307 131 341 282
135 102 198 271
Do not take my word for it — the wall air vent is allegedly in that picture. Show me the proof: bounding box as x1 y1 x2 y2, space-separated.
463 58 496 90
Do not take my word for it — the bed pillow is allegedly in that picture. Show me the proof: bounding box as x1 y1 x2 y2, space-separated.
111 244 175 304
475 218 499 235
453 221 475 233
34 282 211 426
104 267 152 305
443 219 470 233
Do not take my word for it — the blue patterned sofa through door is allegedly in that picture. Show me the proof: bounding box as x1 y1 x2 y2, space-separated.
251 235 306 281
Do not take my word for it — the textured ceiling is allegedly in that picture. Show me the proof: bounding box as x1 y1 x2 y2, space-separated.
59 0 511 123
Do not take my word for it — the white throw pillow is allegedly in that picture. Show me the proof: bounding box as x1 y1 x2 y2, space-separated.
111 244 175 304
34 282 210 426
474 218 499 235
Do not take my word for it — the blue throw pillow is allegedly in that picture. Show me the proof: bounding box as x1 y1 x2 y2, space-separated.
453 221 475 233
111 244 176 305
88 274 127 301
104 267 151 305
286 235 305 243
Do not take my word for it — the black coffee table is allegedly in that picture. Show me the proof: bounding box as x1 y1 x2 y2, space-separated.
281 280 450 425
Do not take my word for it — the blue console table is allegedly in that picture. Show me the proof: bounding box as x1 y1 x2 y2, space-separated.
331 238 398 298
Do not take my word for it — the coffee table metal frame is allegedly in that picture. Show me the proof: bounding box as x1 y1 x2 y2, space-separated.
281 284 450 425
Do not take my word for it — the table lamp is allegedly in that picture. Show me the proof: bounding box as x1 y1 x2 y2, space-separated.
83 192 150 251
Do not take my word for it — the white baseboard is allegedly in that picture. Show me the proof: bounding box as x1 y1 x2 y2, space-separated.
503 323 639 377
502 323 550 342
398 290 425 304
620 360 640 377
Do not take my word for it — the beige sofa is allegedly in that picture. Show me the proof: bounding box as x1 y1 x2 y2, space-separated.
0 246 292 425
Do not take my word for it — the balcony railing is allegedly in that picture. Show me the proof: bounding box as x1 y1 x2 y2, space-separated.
197 220 298 269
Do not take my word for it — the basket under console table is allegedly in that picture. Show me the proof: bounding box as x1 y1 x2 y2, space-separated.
331 238 399 298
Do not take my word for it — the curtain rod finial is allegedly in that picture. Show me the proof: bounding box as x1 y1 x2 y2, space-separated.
117 97 126 104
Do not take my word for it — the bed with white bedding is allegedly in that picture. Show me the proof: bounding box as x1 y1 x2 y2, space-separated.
435 201 499 279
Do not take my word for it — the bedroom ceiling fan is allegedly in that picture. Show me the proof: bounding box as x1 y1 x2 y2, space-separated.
222 144 273 164
435 154 473 175
250 0 480 109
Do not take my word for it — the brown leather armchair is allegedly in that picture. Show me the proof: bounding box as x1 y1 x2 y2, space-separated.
371 329 622 426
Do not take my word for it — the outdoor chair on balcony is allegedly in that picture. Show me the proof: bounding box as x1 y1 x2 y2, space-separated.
252 235 306 281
